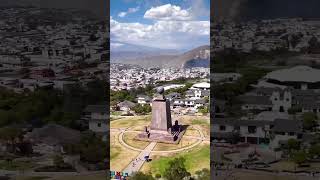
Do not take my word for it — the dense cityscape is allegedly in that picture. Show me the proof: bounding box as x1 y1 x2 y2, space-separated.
0 7 108 179
212 18 320 180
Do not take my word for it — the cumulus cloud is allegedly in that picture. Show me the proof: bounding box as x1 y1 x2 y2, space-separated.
110 17 209 49
111 3 209 49
118 6 140 18
144 4 192 21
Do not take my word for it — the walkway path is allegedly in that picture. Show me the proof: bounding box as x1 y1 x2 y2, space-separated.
122 142 157 175
115 125 207 153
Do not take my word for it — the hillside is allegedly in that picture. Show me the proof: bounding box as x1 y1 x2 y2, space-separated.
111 45 210 68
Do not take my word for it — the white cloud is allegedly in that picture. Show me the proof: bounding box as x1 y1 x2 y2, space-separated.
128 6 140 13
118 6 140 18
144 4 192 21
110 17 209 49
118 12 127 17
111 3 209 49
111 42 124 48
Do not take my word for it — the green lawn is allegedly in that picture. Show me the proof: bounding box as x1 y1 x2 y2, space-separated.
147 145 210 175
191 119 209 125
111 111 123 116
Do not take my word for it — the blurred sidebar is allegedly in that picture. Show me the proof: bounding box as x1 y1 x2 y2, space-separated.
212 0 320 180
110 0 210 179
0 0 109 179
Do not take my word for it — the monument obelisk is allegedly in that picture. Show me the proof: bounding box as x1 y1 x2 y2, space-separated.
136 87 186 144
150 87 172 133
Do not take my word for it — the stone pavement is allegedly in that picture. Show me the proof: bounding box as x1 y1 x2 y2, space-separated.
122 141 157 175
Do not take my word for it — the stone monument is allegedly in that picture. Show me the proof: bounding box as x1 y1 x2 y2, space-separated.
136 87 186 144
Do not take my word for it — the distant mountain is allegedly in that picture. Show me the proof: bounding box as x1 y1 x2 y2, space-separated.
111 45 210 68
111 42 182 62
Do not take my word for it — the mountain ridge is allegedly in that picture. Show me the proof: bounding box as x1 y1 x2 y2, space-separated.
111 45 210 68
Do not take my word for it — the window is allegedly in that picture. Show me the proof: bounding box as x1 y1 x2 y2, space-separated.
279 106 284 112
219 125 226 131
97 123 101 127
274 98 278 101
289 132 295 136
286 98 289 101
248 126 257 134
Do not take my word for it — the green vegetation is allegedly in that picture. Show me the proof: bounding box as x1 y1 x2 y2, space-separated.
194 168 210 180
0 160 35 171
0 79 107 130
149 145 210 176
213 66 269 101
288 107 302 115
191 119 209 126
302 112 318 131
130 172 155 180
163 157 191 180
64 131 107 166
132 104 152 115
53 155 65 168
309 144 320 158
198 106 209 115
291 150 308 166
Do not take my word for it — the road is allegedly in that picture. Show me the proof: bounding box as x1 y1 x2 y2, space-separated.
122 142 157 175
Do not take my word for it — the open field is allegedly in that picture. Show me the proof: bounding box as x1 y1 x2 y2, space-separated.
110 131 139 172
184 127 201 136
110 116 150 128
153 136 198 151
142 144 210 176
123 131 150 150
110 115 210 175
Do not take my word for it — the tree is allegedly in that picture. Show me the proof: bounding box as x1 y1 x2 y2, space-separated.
132 104 151 115
288 107 302 115
194 168 210 180
302 112 318 131
291 150 307 166
0 127 22 153
287 139 300 152
130 172 155 180
163 157 191 180
53 155 64 168
198 106 209 114
79 131 107 164
309 144 320 159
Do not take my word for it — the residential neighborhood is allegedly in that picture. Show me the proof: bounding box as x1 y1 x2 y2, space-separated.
212 17 320 179
0 6 107 179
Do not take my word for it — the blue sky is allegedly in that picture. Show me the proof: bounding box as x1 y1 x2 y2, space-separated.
110 0 210 50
